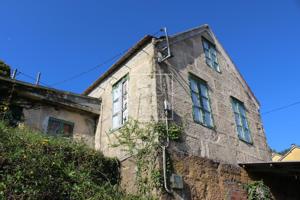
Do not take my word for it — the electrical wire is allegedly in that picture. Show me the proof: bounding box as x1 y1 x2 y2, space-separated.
18 71 51 87
50 51 127 86
262 101 300 116
50 29 162 86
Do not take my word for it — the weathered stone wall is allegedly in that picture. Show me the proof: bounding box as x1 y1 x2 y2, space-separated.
156 26 271 165
88 40 158 159
166 151 249 200
23 105 96 148
86 26 272 197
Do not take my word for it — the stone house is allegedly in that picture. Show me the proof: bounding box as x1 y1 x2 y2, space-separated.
84 24 270 163
2 24 279 199
83 24 272 198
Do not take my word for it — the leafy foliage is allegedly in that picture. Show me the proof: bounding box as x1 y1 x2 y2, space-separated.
246 181 272 200
154 121 183 141
0 121 141 200
0 60 11 78
111 119 182 198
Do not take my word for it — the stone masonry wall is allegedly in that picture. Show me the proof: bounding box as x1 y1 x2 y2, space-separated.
88 40 158 159
166 151 250 200
156 26 271 165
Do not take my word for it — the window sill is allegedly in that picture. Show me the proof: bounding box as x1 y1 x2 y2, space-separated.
194 120 216 131
205 62 222 74
109 124 125 134
238 136 253 145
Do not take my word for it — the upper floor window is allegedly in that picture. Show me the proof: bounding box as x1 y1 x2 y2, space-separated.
189 75 214 128
202 38 220 72
112 75 128 129
47 117 74 137
231 98 252 144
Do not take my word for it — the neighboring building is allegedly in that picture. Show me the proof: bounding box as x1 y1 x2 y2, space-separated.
272 145 300 161
84 24 271 164
272 152 283 161
0 76 100 147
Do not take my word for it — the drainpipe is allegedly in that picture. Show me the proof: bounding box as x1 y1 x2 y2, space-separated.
162 99 172 193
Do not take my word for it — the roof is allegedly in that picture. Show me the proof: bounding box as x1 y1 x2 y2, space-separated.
0 76 101 115
239 161 300 177
83 35 154 95
278 145 300 161
272 152 282 161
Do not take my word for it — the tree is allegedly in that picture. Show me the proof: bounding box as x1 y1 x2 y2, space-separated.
0 60 11 78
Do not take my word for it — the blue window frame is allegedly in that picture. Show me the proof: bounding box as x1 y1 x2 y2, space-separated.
47 117 74 137
231 98 252 144
202 38 220 72
189 75 214 128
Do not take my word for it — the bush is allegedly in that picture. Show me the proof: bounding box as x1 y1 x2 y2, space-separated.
0 60 11 78
246 181 272 200
0 121 141 200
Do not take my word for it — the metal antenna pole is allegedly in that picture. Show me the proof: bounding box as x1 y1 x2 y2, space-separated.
36 72 41 85
158 27 172 62
11 69 17 79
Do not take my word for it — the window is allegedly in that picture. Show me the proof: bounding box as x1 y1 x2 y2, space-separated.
189 75 214 128
47 117 74 137
112 75 128 129
231 98 252 144
202 38 220 72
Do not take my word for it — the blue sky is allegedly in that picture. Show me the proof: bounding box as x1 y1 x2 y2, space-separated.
1 0 300 152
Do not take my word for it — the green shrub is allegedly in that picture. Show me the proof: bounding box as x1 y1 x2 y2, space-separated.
246 181 272 200
0 121 141 200
0 60 11 78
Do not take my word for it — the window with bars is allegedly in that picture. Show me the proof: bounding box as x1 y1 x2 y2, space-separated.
47 117 74 137
231 98 252 144
202 38 220 72
112 75 128 130
189 75 214 128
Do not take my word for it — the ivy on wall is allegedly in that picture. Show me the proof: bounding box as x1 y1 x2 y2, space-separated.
111 119 182 198
245 181 272 200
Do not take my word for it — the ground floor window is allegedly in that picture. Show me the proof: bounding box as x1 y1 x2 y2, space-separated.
47 117 74 137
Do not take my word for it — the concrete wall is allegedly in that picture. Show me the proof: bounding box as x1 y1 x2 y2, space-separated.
88 40 158 159
156 27 271 164
23 105 96 148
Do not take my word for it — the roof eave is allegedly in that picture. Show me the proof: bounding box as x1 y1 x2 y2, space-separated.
83 35 154 95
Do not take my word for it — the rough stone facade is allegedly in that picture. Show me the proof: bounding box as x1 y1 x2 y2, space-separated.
167 151 250 200
84 25 272 198
156 26 271 164
86 25 270 164
88 40 158 159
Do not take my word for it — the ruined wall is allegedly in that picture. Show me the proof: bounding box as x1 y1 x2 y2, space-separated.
88 40 158 159
156 27 271 164
167 151 249 200
23 105 96 148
